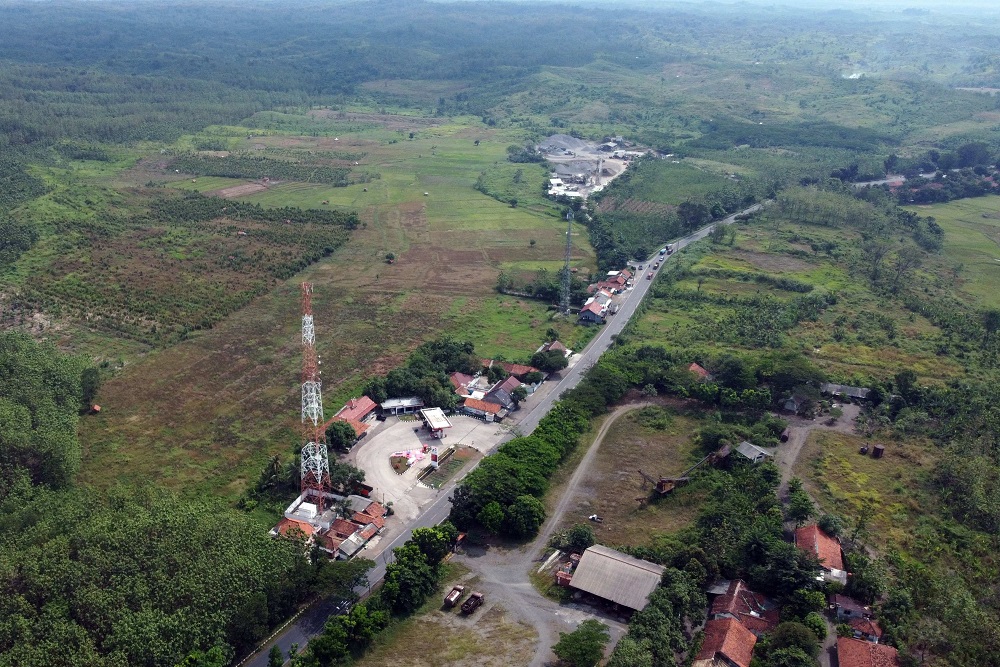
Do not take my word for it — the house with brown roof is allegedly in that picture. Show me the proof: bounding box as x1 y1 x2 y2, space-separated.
709 580 779 636
538 340 569 356
449 372 476 396
579 300 606 324
847 617 884 644
689 362 712 381
837 637 900 667
463 397 504 421
693 618 757 667
794 524 847 585
336 396 377 422
832 594 872 621
273 518 315 539
481 359 539 381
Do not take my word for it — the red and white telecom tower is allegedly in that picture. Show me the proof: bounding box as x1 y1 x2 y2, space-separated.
299 282 331 512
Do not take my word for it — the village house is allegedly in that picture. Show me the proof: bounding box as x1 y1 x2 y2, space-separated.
481 359 540 382
578 300 606 324
537 339 570 357
566 545 665 613
836 637 900 667
448 371 476 397
330 396 378 438
462 397 504 421
709 579 779 636
380 396 424 415
794 524 848 585
820 383 872 401
688 362 712 381
693 618 757 667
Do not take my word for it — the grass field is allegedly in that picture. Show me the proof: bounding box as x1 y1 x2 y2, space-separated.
551 405 706 547
75 111 595 495
904 196 1000 309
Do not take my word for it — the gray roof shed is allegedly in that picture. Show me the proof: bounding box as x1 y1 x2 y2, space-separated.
570 545 665 611
735 441 773 463
820 383 871 399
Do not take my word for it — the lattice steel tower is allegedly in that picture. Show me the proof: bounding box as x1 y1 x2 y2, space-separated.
299 282 331 511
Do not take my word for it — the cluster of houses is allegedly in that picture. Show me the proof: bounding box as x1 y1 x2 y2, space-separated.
696 523 898 667
272 493 388 560
555 524 896 667
451 349 564 422
579 269 633 324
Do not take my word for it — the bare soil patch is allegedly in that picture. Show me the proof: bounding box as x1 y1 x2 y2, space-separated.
208 182 268 198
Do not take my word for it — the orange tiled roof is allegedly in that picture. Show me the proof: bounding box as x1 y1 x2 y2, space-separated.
275 518 315 538
335 396 377 422
848 617 883 639
794 524 845 571
333 416 370 437
364 501 387 518
697 618 757 667
837 637 899 667
359 523 378 540
710 580 779 634
329 518 361 538
352 512 386 529
464 397 502 414
689 362 711 379
482 360 538 377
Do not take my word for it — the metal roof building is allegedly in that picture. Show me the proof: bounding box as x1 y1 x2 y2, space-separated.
735 441 774 464
570 545 665 611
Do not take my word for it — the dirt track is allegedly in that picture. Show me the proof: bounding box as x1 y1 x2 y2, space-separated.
455 403 648 666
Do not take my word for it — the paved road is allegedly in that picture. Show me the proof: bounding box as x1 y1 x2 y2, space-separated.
243 203 763 667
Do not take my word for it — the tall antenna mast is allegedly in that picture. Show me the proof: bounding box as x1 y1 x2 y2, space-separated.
299 282 331 512
560 212 573 315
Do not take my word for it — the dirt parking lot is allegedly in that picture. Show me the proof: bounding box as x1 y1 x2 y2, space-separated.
348 415 508 524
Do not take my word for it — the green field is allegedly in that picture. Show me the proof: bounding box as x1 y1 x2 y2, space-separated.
905 196 1000 309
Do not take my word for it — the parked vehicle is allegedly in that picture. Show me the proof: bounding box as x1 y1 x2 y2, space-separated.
461 591 484 614
444 584 466 608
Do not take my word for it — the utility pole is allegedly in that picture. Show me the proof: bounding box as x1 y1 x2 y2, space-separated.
560 211 573 315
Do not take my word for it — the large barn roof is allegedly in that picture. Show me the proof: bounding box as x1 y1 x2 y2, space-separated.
570 545 665 611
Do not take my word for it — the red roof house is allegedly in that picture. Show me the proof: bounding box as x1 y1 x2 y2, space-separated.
333 417 370 438
449 372 475 394
795 524 846 582
335 396 377 422
694 618 757 667
481 360 539 379
710 580 779 635
495 375 522 395
364 501 387 518
579 301 606 324
463 397 503 416
689 363 712 380
837 637 900 667
352 512 386 530
274 518 315 539
847 617 884 643
329 518 362 539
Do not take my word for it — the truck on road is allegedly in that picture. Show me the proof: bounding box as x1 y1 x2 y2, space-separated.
444 585 466 608
461 591 484 614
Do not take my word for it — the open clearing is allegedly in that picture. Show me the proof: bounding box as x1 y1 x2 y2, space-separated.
354 566 537 667
550 404 705 545
905 196 1000 309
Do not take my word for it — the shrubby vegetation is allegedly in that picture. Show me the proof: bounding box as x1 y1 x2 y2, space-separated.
362 338 481 411
172 154 356 186
290 523 458 667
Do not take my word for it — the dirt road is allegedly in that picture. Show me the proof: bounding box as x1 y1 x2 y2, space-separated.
456 403 648 666
774 403 860 499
